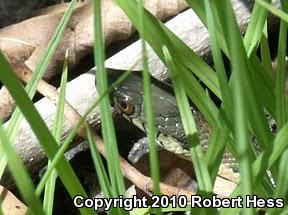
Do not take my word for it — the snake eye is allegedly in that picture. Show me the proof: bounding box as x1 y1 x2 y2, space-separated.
118 96 134 115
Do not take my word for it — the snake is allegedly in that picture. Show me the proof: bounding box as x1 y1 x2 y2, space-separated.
109 71 239 172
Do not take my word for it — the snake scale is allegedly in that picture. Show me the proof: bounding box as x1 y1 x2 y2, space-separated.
109 72 238 171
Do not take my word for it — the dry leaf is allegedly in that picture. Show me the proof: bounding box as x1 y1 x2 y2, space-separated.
0 185 27 215
0 0 188 120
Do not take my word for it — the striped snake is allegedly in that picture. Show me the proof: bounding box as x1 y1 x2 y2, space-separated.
109 72 239 172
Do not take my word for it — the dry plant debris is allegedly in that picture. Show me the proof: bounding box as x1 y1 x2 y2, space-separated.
0 0 188 120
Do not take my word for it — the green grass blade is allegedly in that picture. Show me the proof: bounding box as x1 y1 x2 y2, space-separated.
232 73 253 215
0 0 78 178
248 56 276 114
186 0 276 116
92 0 126 201
0 204 3 215
269 3 288 213
87 126 122 215
256 0 288 22
0 122 45 215
244 1 271 55
221 121 288 214
279 206 288 215
53 51 69 146
43 51 69 215
163 46 212 192
113 0 221 100
138 0 161 205
215 0 274 148
35 70 131 199
164 46 216 215
87 127 111 197
269 150 288 215
203 2 234 178
260 23 273 74
220 2 255 214
43 169 57 215
204 125 229 183
178 64 219 126
116 0 275 138
282 0 288 9
0 53 94 215
204 0 232 114
275 20 288 128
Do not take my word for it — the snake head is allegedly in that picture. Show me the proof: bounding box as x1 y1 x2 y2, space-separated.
110 74 144 122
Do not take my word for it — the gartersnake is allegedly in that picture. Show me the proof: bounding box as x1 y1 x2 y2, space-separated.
110 71 238 171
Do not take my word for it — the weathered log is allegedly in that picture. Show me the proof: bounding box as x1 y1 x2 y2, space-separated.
1 72 102 186
105 0 279 82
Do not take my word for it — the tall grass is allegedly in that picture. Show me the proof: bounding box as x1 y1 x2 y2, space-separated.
0 0 287 214
43 51 69 215
138 0 161 204
0 0 79 178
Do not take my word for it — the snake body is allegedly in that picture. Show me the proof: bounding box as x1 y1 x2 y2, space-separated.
111 73 213 159
109 72 278 184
